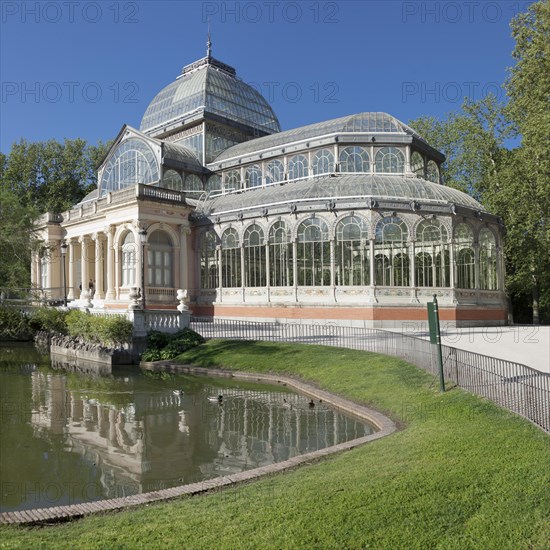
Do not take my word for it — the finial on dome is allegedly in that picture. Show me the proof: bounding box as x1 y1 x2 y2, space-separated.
206 20 212 58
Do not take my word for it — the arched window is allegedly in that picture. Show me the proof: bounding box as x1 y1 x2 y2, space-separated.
375 147 405 173
206 174 222 195
410 151 424 178
265 159 285 184
339 146 370 173
244 224 265 287
200 230 218 289
269 221 293 286
455 224 474 289
297 218 330 286
183 174 203 197
426 160 440 183
162 169 183 191
245 165 262 189
121 232 137 287
374 216 409 286
479 228 497 290
415 219 450 287
99 138 159 197
225 170 241 192
288 155 309 180
335 216 369 286
147 230 173 287
312 149 335 176
221 228 241 287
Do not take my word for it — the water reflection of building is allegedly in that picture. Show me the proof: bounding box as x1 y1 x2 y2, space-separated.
29 372 371 498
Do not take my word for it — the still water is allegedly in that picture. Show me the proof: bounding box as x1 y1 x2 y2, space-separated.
0 344 374 512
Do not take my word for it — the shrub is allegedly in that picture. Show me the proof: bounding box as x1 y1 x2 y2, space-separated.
28 307 68 334
0 305 32 340
65 310 133 348
141 328 205 362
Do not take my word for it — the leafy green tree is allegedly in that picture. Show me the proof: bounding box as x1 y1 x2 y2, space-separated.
409 95 511 202
0 187 40 292
504 0 550 323
1 138 112 214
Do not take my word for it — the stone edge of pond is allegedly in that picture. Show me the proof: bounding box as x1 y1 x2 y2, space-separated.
0 361 397 527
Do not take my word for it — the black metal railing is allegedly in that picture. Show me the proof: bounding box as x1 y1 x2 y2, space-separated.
189 317 550 434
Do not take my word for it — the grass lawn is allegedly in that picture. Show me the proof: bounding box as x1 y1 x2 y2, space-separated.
1 340 549 549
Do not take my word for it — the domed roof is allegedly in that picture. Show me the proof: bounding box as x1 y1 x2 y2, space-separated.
140 56 281 136
200 174 485 215
213 113 428 164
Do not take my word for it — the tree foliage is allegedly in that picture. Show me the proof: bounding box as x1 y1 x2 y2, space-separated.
1 138 111 214
409 0 549 323
0 138 112 292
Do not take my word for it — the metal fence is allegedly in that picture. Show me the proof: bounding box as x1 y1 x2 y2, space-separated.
189 317 550 434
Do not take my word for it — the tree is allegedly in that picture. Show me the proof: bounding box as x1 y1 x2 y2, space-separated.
504 0 550 323
409 95 511 202
1 138 113 214
0 187 40 293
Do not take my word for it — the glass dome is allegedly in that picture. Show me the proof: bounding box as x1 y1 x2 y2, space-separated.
99 137 159 197
140 57 281 136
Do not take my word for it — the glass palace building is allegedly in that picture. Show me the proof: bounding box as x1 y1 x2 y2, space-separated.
34 50 507 327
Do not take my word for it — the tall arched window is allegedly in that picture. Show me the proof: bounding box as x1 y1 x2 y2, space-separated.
426 160 440 183
200 230 218 289
183 174 203 197
335 216 369 286
297 218 330 286
221 228 241 287
479 228 497 290
312 149 335 176
288 155 309 180
374 217 409 286
206 174 222 195
339 146 370 173
415 219 449 287
455 224 474 289
245 165 262 188
269 221 293 286
147 230 173 287
162 169 183 191
121 232 137 287
265 159 284 184
225 170 241 192
99 137 159 197
375 147 405 173
410 151 424 177
243 224 266 286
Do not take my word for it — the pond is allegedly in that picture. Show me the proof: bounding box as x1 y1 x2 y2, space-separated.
0 344 374 512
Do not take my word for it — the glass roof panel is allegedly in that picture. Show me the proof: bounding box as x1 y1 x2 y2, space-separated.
140 64 280 135
214 112 428 162
201 174 485 214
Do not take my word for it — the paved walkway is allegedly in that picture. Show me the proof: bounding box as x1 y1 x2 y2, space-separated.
391 326 550 374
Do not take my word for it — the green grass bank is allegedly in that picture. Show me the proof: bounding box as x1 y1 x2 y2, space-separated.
1 340 549 549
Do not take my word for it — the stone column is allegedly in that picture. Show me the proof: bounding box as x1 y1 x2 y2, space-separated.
93 233 105 299
179 225 190 291
105 225 115 300
79 235 89 299
67 239 76 300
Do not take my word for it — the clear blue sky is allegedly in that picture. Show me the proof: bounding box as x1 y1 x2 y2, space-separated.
0 0 529 153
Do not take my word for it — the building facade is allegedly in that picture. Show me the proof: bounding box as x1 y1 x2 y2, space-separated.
34 50 507 327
